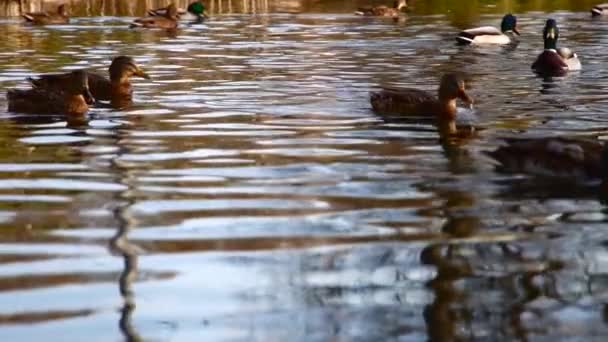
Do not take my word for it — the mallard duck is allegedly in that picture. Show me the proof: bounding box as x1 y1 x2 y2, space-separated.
488 137 608 183
8 70 93 116
22 4 69 25
28 56 150 109
370 74 474 135
371 74 473 119
149 1 208 21
355 0 407 17
591 4 608 16
532 19 581 76
130 3 179 29
456 14 520 45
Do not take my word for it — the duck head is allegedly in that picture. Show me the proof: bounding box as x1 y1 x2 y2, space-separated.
438 73 473 108
394 0 407 11
109 56 150 83
57 4 67 16
501 14 520 35
67 70 94 104
165 3 179 19
543 19 559 50
188 0 206 15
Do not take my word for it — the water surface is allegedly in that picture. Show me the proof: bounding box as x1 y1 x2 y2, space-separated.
0 3 607 341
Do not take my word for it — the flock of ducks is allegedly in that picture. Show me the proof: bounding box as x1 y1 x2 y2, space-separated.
5 1 608 192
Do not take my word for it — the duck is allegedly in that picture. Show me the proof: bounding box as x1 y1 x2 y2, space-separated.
130 3 179 29
488 137 608 183
28 56 150 109
370 73 474 134
591 4 608 16
8 70 94 116
149 1 208 21
456 14 520 45
22 4 69 25
532 19 581 76
355 0 407 17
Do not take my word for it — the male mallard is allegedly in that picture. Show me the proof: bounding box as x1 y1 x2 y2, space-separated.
8 70 93 116
591 4 608 16
456 14 520 45
187 0 209 21
22 4 69 25
130 3 179 29
29 56 150 109
355 0 407 17
488 137 608 183
532 19 581 76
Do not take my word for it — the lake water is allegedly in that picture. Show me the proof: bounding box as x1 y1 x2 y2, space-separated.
0 2 607 341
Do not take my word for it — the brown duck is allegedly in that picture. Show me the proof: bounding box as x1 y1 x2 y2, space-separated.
29 56 150 109
355 0 407 17
488 137 608 182
370 73 474 133
8 70 94 116
130 3 179 29
22 4 69 25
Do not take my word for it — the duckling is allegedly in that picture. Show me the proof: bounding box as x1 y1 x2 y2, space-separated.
355 0 407 17
130 3 179 29
28 56 150 109
488 137 608 183
591 4 608 16
8 70 94 116
456 14 520 45
22 4 69 25
532 19 581 76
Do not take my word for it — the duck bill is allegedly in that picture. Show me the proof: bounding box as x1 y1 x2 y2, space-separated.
458 89 474 109
83 87 95 105
135 68 151 80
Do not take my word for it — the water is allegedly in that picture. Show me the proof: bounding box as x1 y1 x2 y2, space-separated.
1 3 608 341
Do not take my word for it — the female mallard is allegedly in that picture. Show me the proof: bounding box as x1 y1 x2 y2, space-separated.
591 4 608 16
29 56 150 109
8 70 94 116
456 14 520 45
370 73 473 119
488 137 608 183
22 4 69 25
532 19 581 76
130 3 179 29
355 0 407 17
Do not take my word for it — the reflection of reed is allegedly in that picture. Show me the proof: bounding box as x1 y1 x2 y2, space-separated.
0 0 277 16
109 204 143 342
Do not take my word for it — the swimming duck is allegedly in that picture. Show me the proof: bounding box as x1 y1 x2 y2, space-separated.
370 73 473 129
8 70 93 116
456 14 520 45
28 56 150 109
149 1 208 21
488 137 608 183
591 4 608 16
130 3 179 29
22 4 69 25
355 0 407 17
532 19 581 76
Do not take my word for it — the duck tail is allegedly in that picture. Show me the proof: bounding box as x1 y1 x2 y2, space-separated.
22 13 34 22
129 21 143 29
592 7 603 17
354 11 365 16
456 32 475 45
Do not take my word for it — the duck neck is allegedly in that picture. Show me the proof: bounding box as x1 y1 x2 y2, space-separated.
437 97 458 121
544 37 557 50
